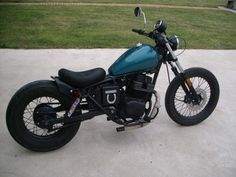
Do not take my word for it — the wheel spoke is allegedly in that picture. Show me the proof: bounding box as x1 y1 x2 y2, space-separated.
174 76 211 118
25 118 34 127
23 96 63 137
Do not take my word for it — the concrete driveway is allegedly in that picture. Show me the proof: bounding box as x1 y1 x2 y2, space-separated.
0 49 236 177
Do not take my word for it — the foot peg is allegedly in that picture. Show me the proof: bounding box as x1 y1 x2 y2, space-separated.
116 121 149 132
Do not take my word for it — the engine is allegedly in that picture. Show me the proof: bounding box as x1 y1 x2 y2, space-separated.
87 74 155 122
119 74 154 119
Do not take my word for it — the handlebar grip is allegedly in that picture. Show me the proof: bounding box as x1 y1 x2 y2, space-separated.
132 29 144 34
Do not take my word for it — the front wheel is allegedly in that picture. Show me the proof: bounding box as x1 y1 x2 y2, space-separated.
165 67 220 126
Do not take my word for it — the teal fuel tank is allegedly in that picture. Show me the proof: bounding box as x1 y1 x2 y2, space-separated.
108 44 160 76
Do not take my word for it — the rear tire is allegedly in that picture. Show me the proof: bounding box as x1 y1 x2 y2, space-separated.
6 80 80 152
165 67 220 126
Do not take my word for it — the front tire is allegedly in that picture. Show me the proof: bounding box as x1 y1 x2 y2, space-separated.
6 80 80 152
165 67 220 126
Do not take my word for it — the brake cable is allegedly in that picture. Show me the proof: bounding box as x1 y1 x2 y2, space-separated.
165 62 171 84
176 37 187 56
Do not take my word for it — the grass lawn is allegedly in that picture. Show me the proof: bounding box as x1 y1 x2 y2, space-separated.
0 0 226 8
0 5 235 49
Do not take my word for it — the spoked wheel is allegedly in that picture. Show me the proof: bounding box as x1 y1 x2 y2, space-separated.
6 80 80 152
24 96 64 137
165 67 220 126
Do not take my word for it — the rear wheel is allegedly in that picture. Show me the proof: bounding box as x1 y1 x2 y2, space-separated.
6 80 80 152
165 67 220 126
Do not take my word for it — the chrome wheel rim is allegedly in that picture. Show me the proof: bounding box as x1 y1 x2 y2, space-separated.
174 77 211 117
23 96 64 137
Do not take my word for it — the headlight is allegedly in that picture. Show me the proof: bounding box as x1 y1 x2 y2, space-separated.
168 35 179 51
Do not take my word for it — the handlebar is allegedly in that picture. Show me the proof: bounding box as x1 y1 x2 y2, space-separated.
132 28 144 34
132 28 147 35
132 29 168 46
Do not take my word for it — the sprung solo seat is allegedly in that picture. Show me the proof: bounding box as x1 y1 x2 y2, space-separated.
58 68 106 88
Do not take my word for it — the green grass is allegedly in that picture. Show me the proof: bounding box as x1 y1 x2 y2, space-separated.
0 0 226 8
0 5 235 49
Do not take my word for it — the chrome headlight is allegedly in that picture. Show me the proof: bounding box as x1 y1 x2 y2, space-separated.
168 35 179 51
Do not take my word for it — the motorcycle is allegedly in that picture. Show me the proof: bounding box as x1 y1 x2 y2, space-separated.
6 7 220 152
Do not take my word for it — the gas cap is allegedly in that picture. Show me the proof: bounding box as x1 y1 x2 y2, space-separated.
136 43 142 47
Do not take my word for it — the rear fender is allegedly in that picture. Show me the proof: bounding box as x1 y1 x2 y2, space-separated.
52 77 73 97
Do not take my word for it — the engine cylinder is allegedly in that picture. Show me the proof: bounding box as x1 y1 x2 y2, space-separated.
119 74 155 119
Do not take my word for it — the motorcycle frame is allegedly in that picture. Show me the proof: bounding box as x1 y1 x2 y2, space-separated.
47 41 196 131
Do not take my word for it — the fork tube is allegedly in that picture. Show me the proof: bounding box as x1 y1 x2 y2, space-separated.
175 60 184 73
165 43 184 73
166 51 190 95
170 61 200 103
165 43 200 102
165 43 177 60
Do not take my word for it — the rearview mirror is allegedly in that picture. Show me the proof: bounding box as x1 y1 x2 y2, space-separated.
134 7 147 29
134 7 142 17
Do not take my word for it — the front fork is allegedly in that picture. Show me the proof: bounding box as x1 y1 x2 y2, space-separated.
165 43 200 104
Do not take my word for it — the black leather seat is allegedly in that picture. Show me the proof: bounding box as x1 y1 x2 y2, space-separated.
58 68 106 88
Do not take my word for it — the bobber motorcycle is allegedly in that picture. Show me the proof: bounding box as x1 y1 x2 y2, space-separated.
6 7 219 152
